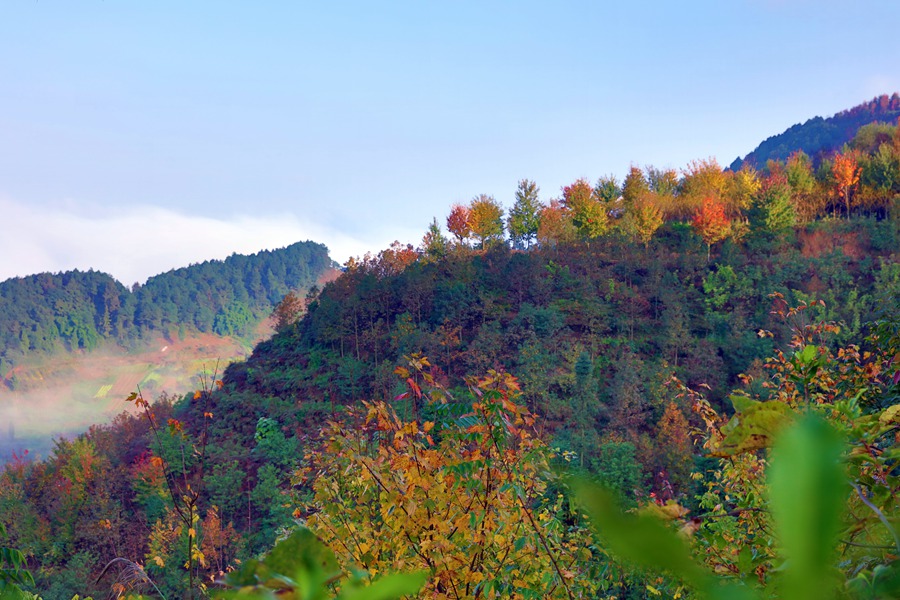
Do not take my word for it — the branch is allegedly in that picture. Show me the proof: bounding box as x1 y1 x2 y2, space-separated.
851 483 900 555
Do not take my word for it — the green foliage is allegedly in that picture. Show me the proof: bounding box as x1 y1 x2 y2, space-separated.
768 414 847 600
1 523 36 598
217 527 427 599
589 442 645 505
507 179 542 249
0 241 333 370
254 417 296 468
574 413 854 600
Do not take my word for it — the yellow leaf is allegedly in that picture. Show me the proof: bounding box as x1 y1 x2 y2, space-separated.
153 555 165 567
879 404 900 425
646 585 662 596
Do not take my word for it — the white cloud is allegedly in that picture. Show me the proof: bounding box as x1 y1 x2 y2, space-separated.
0 195 378 285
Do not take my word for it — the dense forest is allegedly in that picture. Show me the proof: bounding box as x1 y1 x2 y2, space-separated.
730 93 900 170
2 107 900 599
0 241 336 383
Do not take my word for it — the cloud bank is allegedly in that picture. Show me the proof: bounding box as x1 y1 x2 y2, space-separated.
0 196 377 285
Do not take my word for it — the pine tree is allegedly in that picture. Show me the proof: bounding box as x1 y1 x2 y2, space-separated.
507 179 542 249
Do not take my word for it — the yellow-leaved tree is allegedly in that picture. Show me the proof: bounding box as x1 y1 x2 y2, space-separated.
298 361 598 599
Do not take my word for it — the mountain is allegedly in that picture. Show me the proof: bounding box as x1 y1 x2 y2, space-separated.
2 113 900 597
0 241 337 384
730 93 900 170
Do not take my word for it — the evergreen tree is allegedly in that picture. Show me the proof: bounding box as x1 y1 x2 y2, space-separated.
507 179 542 249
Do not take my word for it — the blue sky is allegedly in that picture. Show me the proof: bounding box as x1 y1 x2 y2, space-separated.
2 1 898 283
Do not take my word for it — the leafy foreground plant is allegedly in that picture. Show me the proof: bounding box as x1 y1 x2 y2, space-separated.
574 412 900 600
1 522 37 600
573 314 900 600
215 527 427 599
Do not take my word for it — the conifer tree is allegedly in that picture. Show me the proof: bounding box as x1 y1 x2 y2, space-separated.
508 179 542 249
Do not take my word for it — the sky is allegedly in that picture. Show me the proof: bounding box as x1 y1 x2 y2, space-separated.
2 1 899 284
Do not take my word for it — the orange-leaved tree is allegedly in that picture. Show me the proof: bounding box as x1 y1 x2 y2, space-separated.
691 196 731 261
446 204 472 246
832 150 861 219
298 361 598 599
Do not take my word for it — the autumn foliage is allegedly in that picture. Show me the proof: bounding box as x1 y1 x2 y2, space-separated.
691 196 731 259
300 364 597 599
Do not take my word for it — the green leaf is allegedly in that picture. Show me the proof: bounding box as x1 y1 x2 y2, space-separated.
768 414 847 600
265 527 340 582
795 344 819 366
338 571 429 600
572 479 710 590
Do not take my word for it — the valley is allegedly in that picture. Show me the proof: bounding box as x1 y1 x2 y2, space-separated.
0 330 261 460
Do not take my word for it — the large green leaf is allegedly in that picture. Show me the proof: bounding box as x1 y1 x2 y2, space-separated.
572 479 710 590
338 571 429 600
768 414 847 600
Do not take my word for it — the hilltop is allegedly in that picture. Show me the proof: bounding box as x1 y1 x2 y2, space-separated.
730 93 900 170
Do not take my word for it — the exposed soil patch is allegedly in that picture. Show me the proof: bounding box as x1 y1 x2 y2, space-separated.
799 228 866 259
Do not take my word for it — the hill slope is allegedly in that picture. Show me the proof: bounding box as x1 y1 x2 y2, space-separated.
0 240 336 382
730 93 900 170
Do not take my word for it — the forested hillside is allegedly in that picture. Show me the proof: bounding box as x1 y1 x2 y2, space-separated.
0 241 335 382
730 93 900 170
2 112 900 599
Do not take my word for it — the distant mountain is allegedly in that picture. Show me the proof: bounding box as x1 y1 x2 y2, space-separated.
730 93 900 170
0 241 337 382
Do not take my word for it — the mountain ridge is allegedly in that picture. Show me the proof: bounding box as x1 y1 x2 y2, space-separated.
730 93 900 170
0 240 337 381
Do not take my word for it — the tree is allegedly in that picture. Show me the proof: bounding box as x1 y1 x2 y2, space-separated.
623 194 664 247
468 194 505 249
681 158 729 217
832 150 861 219
446 204 472 245
646 166 679 197
419 218 449 262
621 166 650 207
562 178 609 240
692 196 731 261
301 368 598 598
727 165 761 212
536 200 577 248
271 291 305 332
593 174 620 204
785 151 816 196
507 179 542 249
752 172 795 233
571 351 601 468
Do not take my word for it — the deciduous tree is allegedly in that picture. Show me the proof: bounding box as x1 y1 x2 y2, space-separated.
692 196 731 261
468 194 505 249
832 150 861 219
562 178 609 240
623 194 664 247
301 368 598 598
536 200 577 248
446 204 472 246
